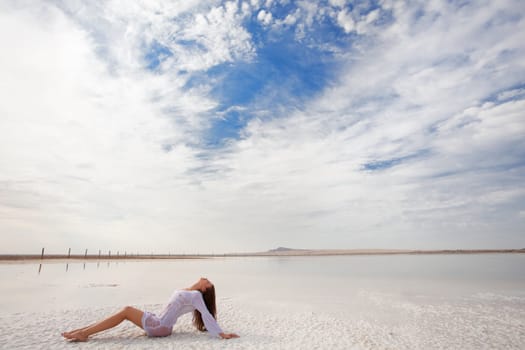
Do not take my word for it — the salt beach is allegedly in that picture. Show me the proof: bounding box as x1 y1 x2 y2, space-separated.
1 254 524 349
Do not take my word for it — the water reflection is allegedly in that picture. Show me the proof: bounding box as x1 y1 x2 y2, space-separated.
36 260 125 274
9 254 525 316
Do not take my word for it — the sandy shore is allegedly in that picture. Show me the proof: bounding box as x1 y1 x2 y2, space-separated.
2 294 524 349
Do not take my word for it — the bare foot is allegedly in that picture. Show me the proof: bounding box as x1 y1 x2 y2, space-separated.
62 330 88 342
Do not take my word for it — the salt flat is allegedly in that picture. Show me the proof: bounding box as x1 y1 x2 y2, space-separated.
1 292 525 349
1 255 524 349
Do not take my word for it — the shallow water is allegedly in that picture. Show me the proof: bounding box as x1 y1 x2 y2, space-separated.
1 254 524 314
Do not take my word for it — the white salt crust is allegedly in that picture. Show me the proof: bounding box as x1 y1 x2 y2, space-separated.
1 294 524 349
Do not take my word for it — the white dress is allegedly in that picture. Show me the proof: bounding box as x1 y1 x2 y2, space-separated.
141 290 223 337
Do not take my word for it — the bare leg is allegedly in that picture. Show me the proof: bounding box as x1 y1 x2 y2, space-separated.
62 306 144 341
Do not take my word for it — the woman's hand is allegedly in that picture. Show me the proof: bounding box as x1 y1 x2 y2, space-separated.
219 332 240 339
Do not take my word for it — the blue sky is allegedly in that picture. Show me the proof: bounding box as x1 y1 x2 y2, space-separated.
0 0 524 254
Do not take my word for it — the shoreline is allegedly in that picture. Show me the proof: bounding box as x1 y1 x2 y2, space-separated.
1 249 524 262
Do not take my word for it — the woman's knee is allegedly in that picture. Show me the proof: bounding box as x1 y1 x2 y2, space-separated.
120 306 144 328
122 306 134 315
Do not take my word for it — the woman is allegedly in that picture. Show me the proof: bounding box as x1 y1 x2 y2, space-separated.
62 277 239 341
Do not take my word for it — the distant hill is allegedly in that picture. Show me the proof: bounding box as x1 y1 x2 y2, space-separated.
267 247 296 252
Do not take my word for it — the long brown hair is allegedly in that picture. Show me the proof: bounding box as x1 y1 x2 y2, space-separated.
192 285 217 332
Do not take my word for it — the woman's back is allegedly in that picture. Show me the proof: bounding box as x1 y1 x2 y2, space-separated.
143 290 223 337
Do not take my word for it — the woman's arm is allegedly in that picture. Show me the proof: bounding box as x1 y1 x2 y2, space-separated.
192 293 228 338
192 293 240 339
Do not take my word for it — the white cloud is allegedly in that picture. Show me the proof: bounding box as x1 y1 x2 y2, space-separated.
332 5 383 35
364 9 379 24
199 0 525 249
329 0 346 8
54 0 254 73
257 9 273 25
297 0 319 27
498 88 525 101
283 13 298 25
177 2 254 69
336 9 355 33
0 1 224 253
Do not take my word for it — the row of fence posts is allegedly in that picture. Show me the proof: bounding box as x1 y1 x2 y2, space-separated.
38 248 227 261
38 248 128 274
39 248 135 260
37 248 228 275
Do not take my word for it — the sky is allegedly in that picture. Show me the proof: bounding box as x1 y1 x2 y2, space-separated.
0 0 524 254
